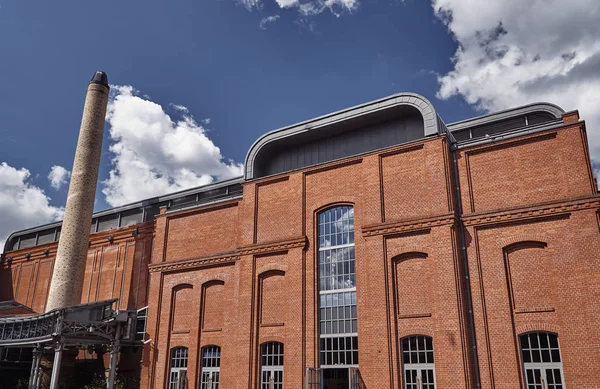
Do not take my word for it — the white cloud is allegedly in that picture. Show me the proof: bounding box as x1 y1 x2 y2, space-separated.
432 0 600 177
243 0 357 17
47 165 71 190
170 104 189 114
102 86 243 207
260 15 280 29
0 163 64 250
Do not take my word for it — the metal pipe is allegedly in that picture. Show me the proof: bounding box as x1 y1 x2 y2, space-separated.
49 345 63 389
28 346 41 389
451 147 482 389
107 322 121 389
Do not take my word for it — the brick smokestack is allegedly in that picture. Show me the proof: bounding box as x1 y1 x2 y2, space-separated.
46 72 109 312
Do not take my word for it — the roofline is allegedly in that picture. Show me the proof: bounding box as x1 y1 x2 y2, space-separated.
447 102 565 132
244 92 448 179
3 176 244 253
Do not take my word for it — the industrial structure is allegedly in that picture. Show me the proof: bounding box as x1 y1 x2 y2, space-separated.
1 74 599 389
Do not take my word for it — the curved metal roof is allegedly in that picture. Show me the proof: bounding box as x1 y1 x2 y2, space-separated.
447 102 565 132
244 92 448 179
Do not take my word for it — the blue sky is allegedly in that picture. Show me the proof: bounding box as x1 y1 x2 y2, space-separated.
1 0 599 246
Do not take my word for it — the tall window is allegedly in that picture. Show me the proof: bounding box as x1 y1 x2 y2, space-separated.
520 332 565 389
318 206 358 367
401 336 436 389
261 342 284 389
200 345 221 389
169 347 188 389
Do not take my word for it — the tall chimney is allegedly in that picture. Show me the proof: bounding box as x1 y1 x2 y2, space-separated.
46 72 109 312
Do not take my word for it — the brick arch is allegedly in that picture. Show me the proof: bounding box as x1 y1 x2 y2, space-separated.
259 337 285 346
313 201 355 216
515 323 561 336
169 344 189 351
396 328 434 339
172 283 193 291
500 235 549 249
257 263 288 276
392 251 428 263
201 279 225 288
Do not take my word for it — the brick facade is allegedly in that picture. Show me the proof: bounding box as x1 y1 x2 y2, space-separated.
2 107 599 389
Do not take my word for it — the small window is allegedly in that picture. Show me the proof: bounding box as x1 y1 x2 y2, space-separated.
135 307 148 342
401 335 436 389
169 347 188 389
200 345 221 389
261 342 283 389
520 332 565 389
120 208 143 227
19 233 37 250
97 214 119 232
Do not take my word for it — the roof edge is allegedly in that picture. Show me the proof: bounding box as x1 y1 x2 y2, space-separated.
244 92 447 179
448 102 565 132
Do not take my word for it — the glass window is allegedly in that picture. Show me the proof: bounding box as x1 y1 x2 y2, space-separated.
520 332 565 389
169 347 188 389
135 307 148 342
200 345 221 389
401 336 436 389
318 206 359 372
261 342 283 389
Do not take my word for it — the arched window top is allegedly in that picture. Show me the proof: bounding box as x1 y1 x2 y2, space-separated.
519 332 565 388
519 332 561 364
318 206 354 249
401 335 434 365
201 345 221 368
170 347 189 368
261 342 284 366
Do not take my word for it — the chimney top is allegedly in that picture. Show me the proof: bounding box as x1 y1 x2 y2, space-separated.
89 71 109 87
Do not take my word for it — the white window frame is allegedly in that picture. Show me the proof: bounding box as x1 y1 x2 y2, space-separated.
401 336 436 389
520 332 566 389
169 347 188 389
260 342 284 389
200 345 221 389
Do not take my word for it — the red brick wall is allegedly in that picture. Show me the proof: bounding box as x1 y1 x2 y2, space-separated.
0 223 152 313
3 120 600 389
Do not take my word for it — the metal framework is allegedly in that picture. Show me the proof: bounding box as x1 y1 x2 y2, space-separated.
0 299 142 389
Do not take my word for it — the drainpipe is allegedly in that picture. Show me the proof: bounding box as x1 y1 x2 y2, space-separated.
451 142 482 389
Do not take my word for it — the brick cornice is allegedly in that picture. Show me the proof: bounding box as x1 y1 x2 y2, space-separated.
149 236 308 273
238 236 308 256
148 252 238 273
362 214 455 237
463 195 600 227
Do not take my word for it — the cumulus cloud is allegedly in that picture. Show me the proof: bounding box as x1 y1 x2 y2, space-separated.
102 86 243 207
243 0 357 17
432 0 600 178
0 163 64 249
47 165 71 190
260 15 280 29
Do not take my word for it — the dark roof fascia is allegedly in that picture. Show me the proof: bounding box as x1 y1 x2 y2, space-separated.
244 92 448 179
3 176 244 253
163 194 243 216
447 102 565 132
453 120 581 150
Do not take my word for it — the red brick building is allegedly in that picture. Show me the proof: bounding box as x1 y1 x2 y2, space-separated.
2 93 599 389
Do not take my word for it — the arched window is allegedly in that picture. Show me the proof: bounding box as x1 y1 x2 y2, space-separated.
401 336 436 389
169 347 188 389
260 342 284 389
200 345 221 389
520 332 565 389
317 206 358 387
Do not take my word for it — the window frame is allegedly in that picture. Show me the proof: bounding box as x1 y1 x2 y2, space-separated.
519 332 566 389
169 347 189 389
400 335 436 389
260 342 284 389
200 345 221 389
